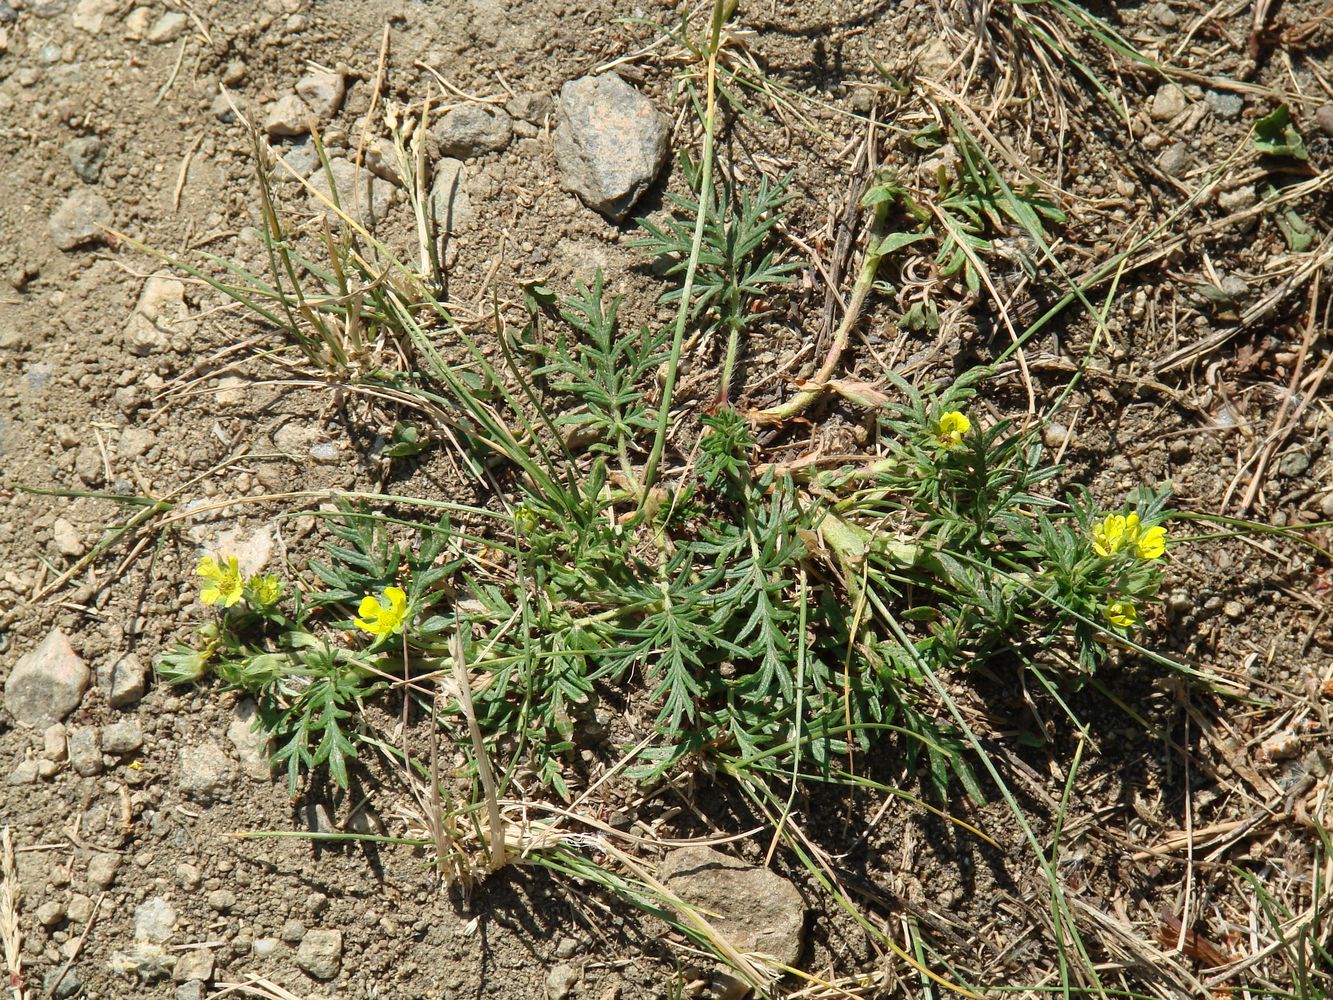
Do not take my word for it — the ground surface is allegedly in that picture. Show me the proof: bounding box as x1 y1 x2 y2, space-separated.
1 0 1332 998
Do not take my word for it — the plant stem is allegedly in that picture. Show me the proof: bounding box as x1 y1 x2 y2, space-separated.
636 0 731 512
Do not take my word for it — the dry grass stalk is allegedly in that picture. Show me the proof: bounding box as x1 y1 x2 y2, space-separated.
0 827 23 1000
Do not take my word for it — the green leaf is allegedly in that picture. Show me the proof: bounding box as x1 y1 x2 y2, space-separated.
1253 105 1308 160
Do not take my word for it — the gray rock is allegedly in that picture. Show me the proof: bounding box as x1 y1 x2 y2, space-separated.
434 104 512 158
177 740 234 803
1218 274 1249 301
280 140 321 178
68 726 103 776
507 91 553 124
554 74 669 220
177 982 203 1000
1278 450 1310 478
307 158 392 228
48 190 113 249
430 158 472 232
98 653 147 707
37 899 66 927
172 948 214 983
146 10 187 43
87 852 121 889
5 629 90 726
264 94 311 137
1316 105 1333 138
52 517 84 558
8 759 39 784
71 0 118 32
42 968 81 1000
67 893 94 923
296 928 342 980
227 698 273 780
133 896 177 943
280 918 307 943
102 719 143 754
913 37 954 79
659 846 805 966
1149 83 1188 122
64 136 106 183
42 723 67 760
1218 184 1257 213
295 71 345 120
1157 142 1192 177
362 137 401 184
1205 90 1244 120
252 936 280 958
125 274 193 356
546 963 579 1000
207 888 236 912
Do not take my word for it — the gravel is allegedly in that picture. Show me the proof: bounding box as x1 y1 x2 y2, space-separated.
177 740 235 804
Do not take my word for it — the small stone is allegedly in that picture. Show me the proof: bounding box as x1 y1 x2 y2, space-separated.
1169 438 1191 462
177 864 202 890
4 629 90 726
309 441 340 464
362 137 400 184
222 60 246 86
264 94 311 137
48 190 113 249
1149 83 1188 122
308 158 392 227
253 936 280 958
177 740 235 804
146 11 187 43
507 91 552 123
295 71 345 120
87 853 121 889
43 968 81 1000
1157 142 1192 177
546 963 579 1000
1223 600 1244 620
306 891 328 916
280 140 321 178
37 900 66 927
51 517 84 559
659 846 805 967
98 653 148 707
554 936 579 960
1218 184 1257 213
1041 423 1069 450
134 896 177 943
430 158 472 232
122 6 151 39
554 74 670 221
1321 493 1333 518
42 723 67 760
75 446 105 486
71 0 118 32
119 427 156 461
434 104 512 158
1218 275 1249 302
227 698 273 780
125 274 192 356
66 894 94 923
36 759 59 779
914 37 954 79
173 949 214 982
102 719 143 755
1314 105 1333 138
296 928 342 980
64 136 106 183
280 919 306 942
207 888 236 913
1205 90 1244 120
1277 450 1310 478
68 727 103 776
176 982 204 1000
7 759 39 785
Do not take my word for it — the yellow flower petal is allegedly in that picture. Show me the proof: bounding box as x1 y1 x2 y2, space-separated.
937 410 971 447
1092 514 1128 558
197 554 242 607
354 586 409 636
1133 525 1167 560
1106 600 1138 628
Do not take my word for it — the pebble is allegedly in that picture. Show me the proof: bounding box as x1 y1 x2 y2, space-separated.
125 274 192 356
87 853 121 889
1218 184 1257 213
9 756 41 783
68 726 103 776
133 896 177 943
280 918 306 943
122 6 151 39
430 157 472 233
1169 438 1191 463
37 900 66 927
1149 83 1188 122
553 935 579 960
102 719 143 754
146 11 187 43
42 723 67 760
307 158 392 227
227 698 273 780
119 427 156 461
1041 422 1069 450
295 71 345 120
1321 492 1333 518
1315 105 1333 138
64 136 106 183
659 846 805 967
71 0 118 32
4 629 89 727
176 982 203 1000
67 894 94 923
75 446 105 486
1205 89 1244 120
506 91 552 123
177 864 202 890
1157 142 1192 177
264 94 311 137
546 964 579 1000
362 137 400 184
296 929 342 980
51 517 84 558
253 937 280 958
309 441 340 464
280 140 321 178
98 653 148 707
172 949 214 982
207 888 236 913
1277 450 1310 478
434 104 512 158
177 740 235 804
43 968 81 1000
1223 600 1244 620
554 73 670 220
48 189 113 250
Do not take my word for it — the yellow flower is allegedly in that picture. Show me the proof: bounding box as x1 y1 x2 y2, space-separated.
1105 600 1138 628
1129 521 1167 560
197 555 243 608
1091 514 1127 557
937 410 971 447
1093 512 1167 560
248 574 284 606
354 586 409 637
